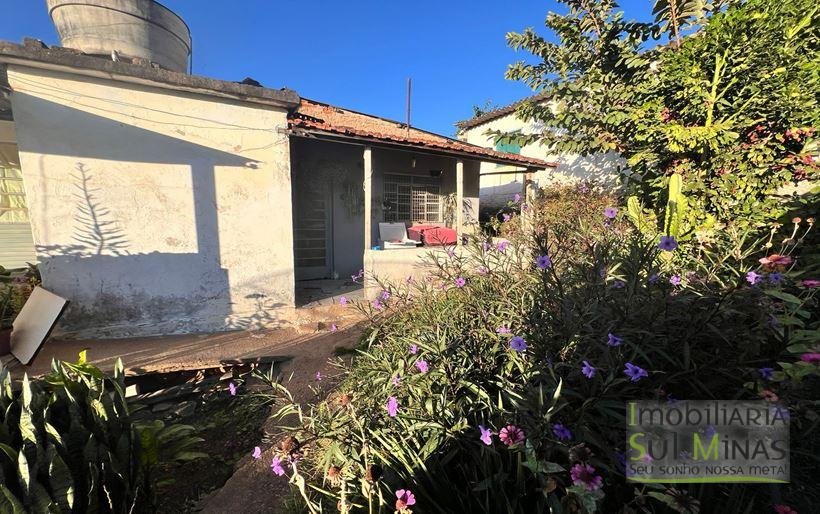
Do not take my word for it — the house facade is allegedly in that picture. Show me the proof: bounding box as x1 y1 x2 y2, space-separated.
456 94 624 211
0 40 547 338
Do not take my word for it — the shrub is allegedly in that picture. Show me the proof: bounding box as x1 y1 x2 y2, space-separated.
502 0 819 234
260 205 818 513
0 265 38 330
0 353 204 513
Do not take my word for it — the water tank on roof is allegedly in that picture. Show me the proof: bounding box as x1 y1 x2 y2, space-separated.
46 0 192 73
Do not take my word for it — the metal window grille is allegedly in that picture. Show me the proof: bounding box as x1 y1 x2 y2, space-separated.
383 174 441 223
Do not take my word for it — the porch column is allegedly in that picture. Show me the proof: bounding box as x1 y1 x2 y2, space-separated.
456 159 464 245
363 146 373 250
521 169 534 233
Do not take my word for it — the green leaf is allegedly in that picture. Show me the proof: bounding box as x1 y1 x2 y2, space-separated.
0 485 26 514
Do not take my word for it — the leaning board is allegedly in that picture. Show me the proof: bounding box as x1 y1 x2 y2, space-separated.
10 286 69 365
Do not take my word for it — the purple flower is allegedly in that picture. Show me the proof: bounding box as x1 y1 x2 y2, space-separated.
330 323 338 332
658 235 678 251
768 272 784 284
386 396 399 417
502 213 512 222
496 326 511 334
372 298 384 311
447 248 456 258
415 360 429 373
406 275 414 283
252 446 262 460
552 423 572 440
612 280 626 289
338 295 348 306
604 207 618 219
510 336 527 353
746 271 762 285
392 375 401 386
700 425 716 438
581 360 597 379
607 333 623 347
271 456 286 476
513 192 521 203
495 240 510 252
395 489 416 511
648 273 659 284
479 425 493 445
623 362 648 382
228 382 237 396
454 277 466 288
669 275 682 286
536 255 552 269
522 203 529 212
381 290 391 301
409 344 419 354
570 463 603 491
315 371 322 381
759 367 774 380
498 424 525 446
476 265 488 275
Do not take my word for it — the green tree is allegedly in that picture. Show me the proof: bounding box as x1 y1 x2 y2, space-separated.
502 0 818 236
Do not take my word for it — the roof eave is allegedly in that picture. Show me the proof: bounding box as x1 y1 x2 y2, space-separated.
0 41 300 110
289 127 553 169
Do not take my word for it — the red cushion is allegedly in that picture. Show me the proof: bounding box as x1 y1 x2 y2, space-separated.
424 227 457 245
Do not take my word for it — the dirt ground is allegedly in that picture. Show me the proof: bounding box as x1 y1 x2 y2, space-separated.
194 322 362 513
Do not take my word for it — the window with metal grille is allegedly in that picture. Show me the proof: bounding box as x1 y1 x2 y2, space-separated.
383 174 441 223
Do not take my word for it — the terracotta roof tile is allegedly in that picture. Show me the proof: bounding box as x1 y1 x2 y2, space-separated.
289 98 555 168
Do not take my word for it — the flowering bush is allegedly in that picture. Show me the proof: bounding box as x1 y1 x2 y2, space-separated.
256 207 818 513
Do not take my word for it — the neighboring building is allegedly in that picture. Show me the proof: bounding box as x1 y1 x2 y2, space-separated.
456 94 624 212
0 39 548 338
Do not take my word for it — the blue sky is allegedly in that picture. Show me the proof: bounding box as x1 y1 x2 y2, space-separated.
3 1 654 136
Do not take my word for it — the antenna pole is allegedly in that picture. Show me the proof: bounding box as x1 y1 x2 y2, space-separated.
406 77 412 135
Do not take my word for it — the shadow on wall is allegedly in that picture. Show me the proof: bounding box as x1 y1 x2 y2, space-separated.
16 95 285 338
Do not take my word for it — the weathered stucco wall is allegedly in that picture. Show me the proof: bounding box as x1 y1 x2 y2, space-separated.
459 112 625 210
8 65 295 337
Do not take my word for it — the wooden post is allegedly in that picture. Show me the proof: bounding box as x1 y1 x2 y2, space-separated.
456 159 464 245
363 146 373 250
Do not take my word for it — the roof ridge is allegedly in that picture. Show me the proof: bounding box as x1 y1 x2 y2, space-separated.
455 91 549 131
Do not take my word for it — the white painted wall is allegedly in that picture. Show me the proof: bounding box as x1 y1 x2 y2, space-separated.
458 111 625 210
8 65 295 337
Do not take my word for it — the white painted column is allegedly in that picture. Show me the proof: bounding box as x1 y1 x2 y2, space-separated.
521 169 534 233
363 146 373 250
456 159 464 245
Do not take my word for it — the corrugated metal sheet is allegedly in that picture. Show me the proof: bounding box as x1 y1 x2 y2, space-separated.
0 222 35 269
